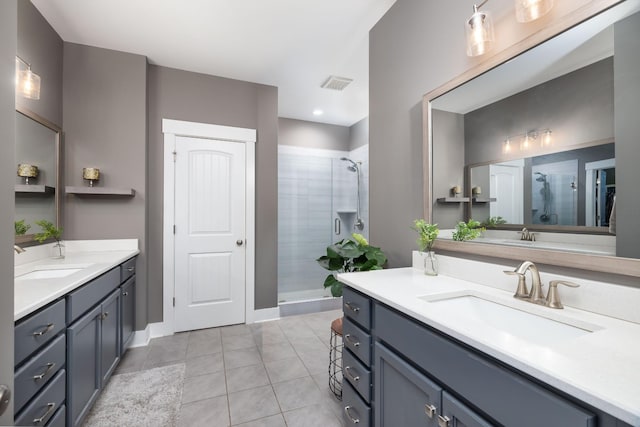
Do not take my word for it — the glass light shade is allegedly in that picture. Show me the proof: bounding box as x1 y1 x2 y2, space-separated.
515 0 554 23
17 68 41 100
466 10 494 57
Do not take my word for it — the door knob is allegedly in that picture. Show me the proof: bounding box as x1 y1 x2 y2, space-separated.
236 240 244 246
0 384 11 416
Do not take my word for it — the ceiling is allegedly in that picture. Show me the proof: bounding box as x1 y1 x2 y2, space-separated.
31 0 397 127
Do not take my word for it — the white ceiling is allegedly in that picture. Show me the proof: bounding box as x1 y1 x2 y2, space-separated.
31 0 397 127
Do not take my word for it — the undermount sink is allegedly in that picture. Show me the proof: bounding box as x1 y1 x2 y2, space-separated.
418 292 602 347
18 266 88 280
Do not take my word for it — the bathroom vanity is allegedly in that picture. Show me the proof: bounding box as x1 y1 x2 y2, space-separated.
13 241 139 427
338 258 640 427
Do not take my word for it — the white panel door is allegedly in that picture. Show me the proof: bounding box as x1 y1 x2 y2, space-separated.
174 136 246 332
490 164 524 224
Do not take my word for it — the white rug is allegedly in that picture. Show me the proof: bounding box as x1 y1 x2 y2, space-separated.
83 364 185 427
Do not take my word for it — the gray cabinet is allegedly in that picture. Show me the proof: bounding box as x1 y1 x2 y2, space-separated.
100 289 121 385
120 276 135 355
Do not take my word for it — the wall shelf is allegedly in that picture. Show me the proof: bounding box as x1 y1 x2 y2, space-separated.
437 197 470 203
66 186 135 197
472 197 497 203
15 185 55 194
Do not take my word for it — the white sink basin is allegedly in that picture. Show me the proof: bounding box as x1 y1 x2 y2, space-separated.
19 268 83 280
419 292 602 347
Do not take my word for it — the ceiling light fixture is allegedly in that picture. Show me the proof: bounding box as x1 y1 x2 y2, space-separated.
466 0 494 57
15 56 41 100
515 0 554 23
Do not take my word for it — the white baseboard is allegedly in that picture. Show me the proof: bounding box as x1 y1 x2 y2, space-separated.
251 307 281 323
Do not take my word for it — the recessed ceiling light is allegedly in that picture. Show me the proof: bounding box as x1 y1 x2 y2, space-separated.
313 109 323 116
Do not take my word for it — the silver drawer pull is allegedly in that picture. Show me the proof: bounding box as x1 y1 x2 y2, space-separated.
344 405 360 424
438 415 451 427
344 366 360 382
123 292 129 296
344 302 360 313
127 266 135 272
33 363 55 381
33 402 55 424
344 334 360 347
101 312 109 320
32 323 54 337
425 404 437 419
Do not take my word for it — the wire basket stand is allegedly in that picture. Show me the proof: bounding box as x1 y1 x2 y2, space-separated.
329 317 343 400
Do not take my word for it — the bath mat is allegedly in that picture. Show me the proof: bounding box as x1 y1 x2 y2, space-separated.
83 363 185 427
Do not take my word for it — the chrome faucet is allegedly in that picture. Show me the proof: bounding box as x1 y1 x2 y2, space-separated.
14 244 25 254
545 280 580 309
519 227 535 242
504 261 545 304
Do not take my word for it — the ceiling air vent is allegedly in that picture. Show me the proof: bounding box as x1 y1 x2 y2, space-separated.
321 75 353 91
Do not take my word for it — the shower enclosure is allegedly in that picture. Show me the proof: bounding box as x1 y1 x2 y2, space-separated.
278 145 369 303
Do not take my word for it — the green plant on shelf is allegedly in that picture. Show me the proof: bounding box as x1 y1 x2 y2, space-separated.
452 219 485 241
15 219 31 236
481 216 507 228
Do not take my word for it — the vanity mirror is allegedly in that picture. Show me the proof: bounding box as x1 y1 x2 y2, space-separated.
424 0 640 276
15 107 61 245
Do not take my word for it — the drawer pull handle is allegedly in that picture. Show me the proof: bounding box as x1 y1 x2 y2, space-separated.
438 415 451 427
344 405 360 424
33 402 55 424
101 312 109 320
425 404 437 419
127 266 135 272
33 363 55 381
344 334 360 347
123 292 129 296
32 323 54 337
344 366 360 382
345 302 360 313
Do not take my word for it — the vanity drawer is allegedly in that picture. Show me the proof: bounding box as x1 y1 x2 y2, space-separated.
343 381 371 426
375 303 596 427
14 334 66 413
343 347 372 403
15 299 66 366
14 369 65 427
343 317 371 366
343 286 371 331
46 404 65 427
120 257 136 283
66 267 119 323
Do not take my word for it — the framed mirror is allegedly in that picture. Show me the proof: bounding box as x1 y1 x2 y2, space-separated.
15 107 62 245
423 1 640 277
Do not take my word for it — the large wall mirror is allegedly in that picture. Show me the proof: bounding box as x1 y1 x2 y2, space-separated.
424 1 640 277
15 107 61 245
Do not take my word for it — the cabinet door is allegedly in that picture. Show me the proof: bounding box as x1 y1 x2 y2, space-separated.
440 391 493 427
67 305 101 427
375 342 442 427
101 289 120 385
120 276 135 355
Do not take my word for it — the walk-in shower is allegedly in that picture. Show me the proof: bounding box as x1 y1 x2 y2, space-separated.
340 157 364 231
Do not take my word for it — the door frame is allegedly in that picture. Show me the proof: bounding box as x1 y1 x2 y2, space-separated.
161 118 256 336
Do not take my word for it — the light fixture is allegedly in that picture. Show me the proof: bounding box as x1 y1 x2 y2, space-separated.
541 129 553 147
520 130 538 150
503 128 552 153
313 109 323 116
503 138 512 154
466 0 494 57
15 56 41 100
515 0 554 23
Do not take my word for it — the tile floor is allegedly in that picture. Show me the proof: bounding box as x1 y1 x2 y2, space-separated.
114 309 346 427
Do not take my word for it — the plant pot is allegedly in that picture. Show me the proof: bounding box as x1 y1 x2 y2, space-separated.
423 251 438 276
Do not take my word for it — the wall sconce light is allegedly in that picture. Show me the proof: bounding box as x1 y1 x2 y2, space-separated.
83 167 100 187
503 138 512 154
504 128 552 153
15 56 41 100
515 0 554 23
541 129 553 147
17 164 39 184
466 0 494 57
451 185 462 197
520 130 538 150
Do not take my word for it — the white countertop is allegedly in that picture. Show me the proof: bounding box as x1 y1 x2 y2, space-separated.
338 267 640 426
15 241 139 321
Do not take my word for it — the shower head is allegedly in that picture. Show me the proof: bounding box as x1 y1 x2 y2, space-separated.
534 172 547 182
340 157 358 172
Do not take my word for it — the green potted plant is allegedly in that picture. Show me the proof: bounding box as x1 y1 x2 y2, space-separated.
452 219 485 242
412 219 439 276
14 219 31 236
317 233 387 297
481 216 507 228
34 220 65 259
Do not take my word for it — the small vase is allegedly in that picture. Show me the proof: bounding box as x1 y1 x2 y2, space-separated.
423 251 438 276
52 241 65 259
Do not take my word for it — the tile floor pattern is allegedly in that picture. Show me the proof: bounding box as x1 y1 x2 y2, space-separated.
113 309 346 427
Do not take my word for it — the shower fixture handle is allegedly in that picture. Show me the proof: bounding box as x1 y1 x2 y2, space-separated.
236 239 244 246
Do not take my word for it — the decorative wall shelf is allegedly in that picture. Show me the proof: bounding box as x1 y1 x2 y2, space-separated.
436 197 470 203
66 186 135 197
15 185 55 194
472 197 497 203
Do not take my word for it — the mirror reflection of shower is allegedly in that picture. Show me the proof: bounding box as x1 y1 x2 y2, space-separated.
340 157 364 231
534 172 551 222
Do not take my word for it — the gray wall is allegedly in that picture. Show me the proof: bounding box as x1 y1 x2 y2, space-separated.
369 0 614 267
63 43 148 329
278 118 350 151
349 117 369 150
147 65 279 316
0 2 17 423
614 12 640 258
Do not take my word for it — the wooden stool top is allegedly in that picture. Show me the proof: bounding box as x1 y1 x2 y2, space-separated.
331 317 343 336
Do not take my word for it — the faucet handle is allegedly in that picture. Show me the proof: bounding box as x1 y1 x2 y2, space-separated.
545 280 580 309
503 270 529 299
